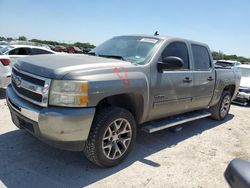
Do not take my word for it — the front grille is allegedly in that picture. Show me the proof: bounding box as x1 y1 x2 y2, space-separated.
12 82 43 102
12 68 45 86
11 67 51 107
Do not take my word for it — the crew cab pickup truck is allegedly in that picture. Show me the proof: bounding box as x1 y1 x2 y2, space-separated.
6 35 241 167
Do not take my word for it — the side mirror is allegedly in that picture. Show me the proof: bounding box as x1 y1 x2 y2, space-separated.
225 158 250 188
158 56 184 72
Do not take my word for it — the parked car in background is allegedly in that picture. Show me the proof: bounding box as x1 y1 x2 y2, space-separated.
0 41 8 45
48 45 55 50
0 41 8 49
0 55 11 88
66 46 82 53
0 45 56 66
0 45 6 49
233 64 250 105
81 48 92 54
52 45 67 52
214 60 241 68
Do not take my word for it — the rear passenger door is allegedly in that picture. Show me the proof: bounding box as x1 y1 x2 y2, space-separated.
191 44 215 109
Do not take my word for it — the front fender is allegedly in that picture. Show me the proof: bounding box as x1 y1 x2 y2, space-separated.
87 70 150 122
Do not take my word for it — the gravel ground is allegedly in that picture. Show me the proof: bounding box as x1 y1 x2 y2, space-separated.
0 88 249 188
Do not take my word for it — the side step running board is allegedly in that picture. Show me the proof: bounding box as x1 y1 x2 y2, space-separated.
142 110 211 133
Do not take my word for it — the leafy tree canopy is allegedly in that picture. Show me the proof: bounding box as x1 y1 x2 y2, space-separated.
0 35 95 49
29 39 95 49
212 51 250 63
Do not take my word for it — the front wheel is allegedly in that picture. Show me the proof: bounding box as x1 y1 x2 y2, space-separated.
210 91 231 121
83 107 136 167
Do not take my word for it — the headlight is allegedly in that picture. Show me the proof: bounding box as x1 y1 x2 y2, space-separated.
49 80 88 107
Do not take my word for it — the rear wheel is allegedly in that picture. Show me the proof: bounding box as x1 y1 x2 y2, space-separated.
210 91 231 121
83 107 136 167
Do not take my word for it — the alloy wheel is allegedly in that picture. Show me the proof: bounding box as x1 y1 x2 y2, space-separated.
220 95 231 118
102 118 132 160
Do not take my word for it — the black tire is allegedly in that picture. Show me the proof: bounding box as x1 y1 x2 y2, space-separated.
210 91 231 121
83 107 136 168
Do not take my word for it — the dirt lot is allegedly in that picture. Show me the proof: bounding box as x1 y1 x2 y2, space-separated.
0 88 249 188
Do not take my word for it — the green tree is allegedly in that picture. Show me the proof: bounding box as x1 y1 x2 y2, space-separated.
74 42 95 49
0 36 6 41
212 51 250 63
212 51 224 60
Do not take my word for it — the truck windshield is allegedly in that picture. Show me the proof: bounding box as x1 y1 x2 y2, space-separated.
240 67 250 78
90 36 160 65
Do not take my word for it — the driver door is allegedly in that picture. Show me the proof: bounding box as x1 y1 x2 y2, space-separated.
149 41 194 120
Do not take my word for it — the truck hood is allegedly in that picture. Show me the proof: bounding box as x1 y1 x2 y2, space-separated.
240 77 250 88
14 54 134 79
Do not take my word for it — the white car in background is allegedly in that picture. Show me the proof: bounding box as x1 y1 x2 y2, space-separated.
0 45 56 88
0 55 11 88
233 64 250 105
0 45 56 66
0 40 9 50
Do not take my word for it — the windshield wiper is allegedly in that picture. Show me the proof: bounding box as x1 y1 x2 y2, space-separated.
87 52 128 62
98 54 127 61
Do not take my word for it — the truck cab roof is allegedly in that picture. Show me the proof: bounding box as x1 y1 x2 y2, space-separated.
124 34 209 47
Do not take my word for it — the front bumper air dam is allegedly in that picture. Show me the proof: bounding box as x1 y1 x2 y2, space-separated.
6 85 96 151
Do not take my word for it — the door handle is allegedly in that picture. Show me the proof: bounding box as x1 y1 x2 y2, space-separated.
183 77 192 83
207 76 214 81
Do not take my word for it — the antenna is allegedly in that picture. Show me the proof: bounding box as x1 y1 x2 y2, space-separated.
154 31 159 36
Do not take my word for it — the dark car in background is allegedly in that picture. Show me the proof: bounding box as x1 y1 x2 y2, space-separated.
52 45 67 52
81 48 91 54
66 46 82 53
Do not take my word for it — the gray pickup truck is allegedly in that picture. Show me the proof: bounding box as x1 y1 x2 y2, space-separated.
6 35 241 167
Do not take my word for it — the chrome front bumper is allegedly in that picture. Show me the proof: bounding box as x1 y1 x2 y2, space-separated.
6 85 96 151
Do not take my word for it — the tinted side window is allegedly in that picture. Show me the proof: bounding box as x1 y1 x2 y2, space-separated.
9 48 31 55
32 48 53 55
8 49 18 55
192 44 211 71
162 42 189 69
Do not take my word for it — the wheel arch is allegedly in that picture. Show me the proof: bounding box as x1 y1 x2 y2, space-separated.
210 84 236 107
96 93 144 124
223 84 236 98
